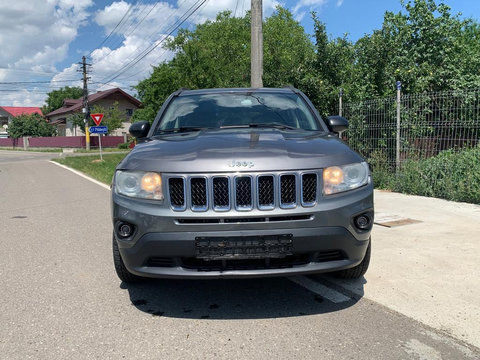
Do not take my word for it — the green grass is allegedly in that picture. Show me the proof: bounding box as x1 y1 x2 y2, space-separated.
0 147 63 153
53 153 127 184
74 148 129 153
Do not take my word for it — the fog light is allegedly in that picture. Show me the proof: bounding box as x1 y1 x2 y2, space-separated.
118 223 133 238
354 214 371 230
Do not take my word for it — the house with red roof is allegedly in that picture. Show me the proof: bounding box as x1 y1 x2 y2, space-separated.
0 106 43 138
45 88 141 136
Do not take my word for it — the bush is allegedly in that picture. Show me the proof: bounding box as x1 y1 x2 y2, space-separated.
368 149 395 189
117 142 129 149
394 146 480 204
8 113 56 138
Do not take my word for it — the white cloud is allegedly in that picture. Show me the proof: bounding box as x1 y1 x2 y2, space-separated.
0 0 93 105
0 0 92 68
336 0 344 7
1 0 292 105
292 0 328 15
0 89 49 107
55 0 282 94
94 1 131 34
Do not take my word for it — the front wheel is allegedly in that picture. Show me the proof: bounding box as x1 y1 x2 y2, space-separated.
112 234 142 283
334 239 371 279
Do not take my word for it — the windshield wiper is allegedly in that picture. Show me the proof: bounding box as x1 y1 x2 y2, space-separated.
155 126 208 134
220 123 297 130
249 122 297 130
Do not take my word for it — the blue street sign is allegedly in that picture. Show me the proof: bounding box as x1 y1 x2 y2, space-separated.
89 126 108 134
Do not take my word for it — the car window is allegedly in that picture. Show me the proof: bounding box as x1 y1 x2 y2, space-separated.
154 93 322 133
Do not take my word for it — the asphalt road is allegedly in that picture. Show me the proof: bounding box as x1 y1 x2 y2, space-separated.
0 150 478 359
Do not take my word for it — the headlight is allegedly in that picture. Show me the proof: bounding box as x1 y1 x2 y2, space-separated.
115 170 164 200
323 162 369 195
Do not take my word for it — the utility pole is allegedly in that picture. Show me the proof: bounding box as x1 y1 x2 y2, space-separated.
396 81 402 171
79 56 91 150
251 0 263 88
338 88 343 116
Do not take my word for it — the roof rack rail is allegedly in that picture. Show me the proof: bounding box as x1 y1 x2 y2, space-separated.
172 88 190 97
282 85 299 93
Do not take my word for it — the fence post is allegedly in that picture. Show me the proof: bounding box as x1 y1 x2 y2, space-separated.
23 136 29 150
396 81 402 171
338 88 343 116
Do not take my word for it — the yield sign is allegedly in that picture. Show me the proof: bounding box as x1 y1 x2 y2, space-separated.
90 113 104 126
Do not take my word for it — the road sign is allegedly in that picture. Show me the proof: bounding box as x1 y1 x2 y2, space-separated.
89 126 108 134
90 113 104 126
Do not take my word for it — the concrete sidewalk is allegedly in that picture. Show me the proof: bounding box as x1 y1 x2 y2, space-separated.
332 190 480 349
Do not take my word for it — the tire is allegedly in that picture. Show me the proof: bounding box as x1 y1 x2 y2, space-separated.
334 238 371 279
112 234 143 283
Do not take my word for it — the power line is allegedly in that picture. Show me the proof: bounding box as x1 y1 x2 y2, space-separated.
0 67 59 75
234 0 240 17
87 2 134 58
98 0 208 86
0 89 65 93
98 0 205 83
114 0 209 83
91 0 189 69
96 0 148 58
0 80 78 84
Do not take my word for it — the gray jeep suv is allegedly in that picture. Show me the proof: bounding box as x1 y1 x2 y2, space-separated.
111 88 373 282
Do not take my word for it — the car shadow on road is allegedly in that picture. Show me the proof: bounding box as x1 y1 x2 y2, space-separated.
121 275 366 319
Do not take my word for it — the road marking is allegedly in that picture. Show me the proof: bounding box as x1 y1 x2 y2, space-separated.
288 276 351 303
49 161 111 190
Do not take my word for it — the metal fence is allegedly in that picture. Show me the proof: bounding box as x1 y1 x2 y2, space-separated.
342 87 480 172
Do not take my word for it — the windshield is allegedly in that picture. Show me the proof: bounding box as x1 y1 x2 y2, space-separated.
154 92 323 134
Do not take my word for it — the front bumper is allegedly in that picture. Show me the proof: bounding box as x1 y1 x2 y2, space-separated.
116 226 370 279
112 182 373 279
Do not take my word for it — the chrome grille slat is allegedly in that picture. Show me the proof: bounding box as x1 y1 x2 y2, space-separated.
168 177 186 210
280 174 296 208
235 176 253 210
167 171 318 212
258 175 274 210
190 177 207 211
213 177 230 211
301 173 317 206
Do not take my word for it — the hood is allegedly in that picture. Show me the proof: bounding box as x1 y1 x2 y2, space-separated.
119 129 364 173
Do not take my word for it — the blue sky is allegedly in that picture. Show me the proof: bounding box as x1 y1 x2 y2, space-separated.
1 0 479 106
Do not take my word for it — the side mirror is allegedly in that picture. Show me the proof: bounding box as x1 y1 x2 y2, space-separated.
129 121 150 139
326 115 349 135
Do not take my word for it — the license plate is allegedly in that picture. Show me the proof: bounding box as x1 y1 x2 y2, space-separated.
195 234 293 260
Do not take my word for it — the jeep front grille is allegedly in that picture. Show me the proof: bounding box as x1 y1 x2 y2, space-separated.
190 177 207 210
167 172 318 212
168 178 185 210
213 177 229 210
258 176 274 209
280 175 296 208
302 173 317 205
235 177 253 210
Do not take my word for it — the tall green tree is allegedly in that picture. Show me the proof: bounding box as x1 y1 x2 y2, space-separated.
7 113 56 138
133 0 480 122
134 7 315 123
353 0 480 97
42 86 83 114
306 15 355 116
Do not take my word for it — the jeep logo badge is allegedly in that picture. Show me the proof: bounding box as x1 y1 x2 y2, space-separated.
228 160 255 168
